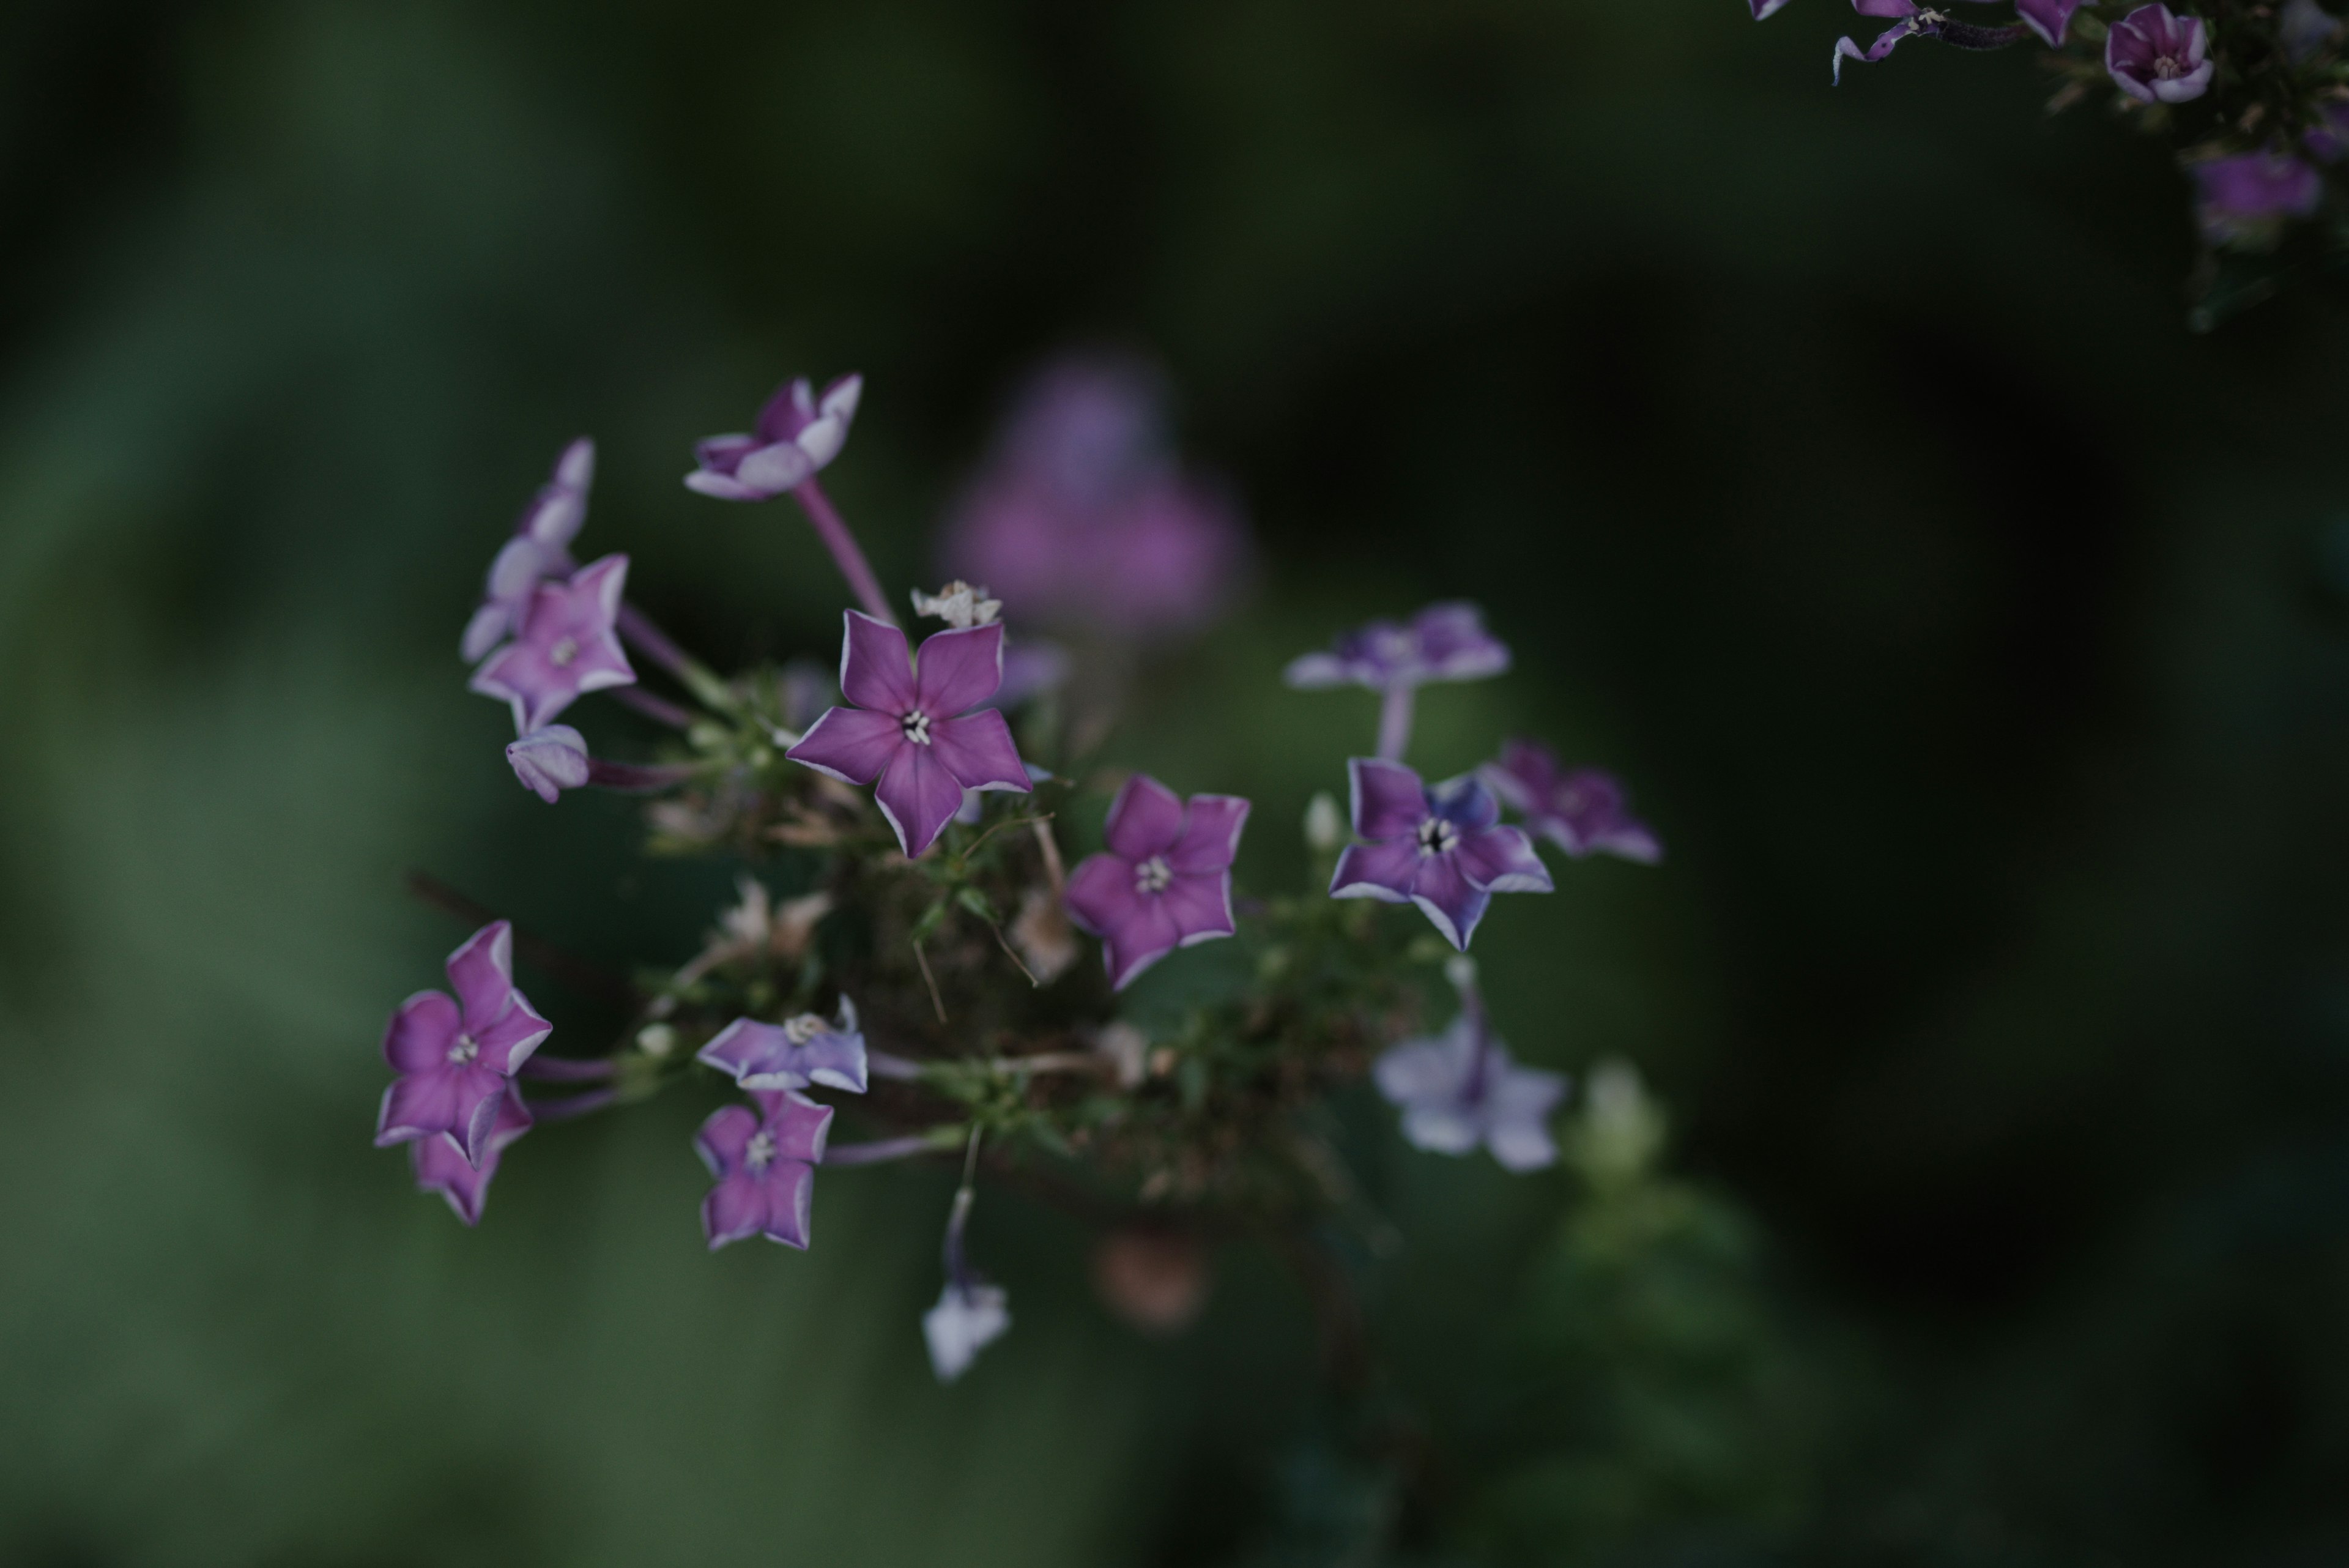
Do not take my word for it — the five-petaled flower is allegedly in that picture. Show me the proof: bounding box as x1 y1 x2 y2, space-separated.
924 1187 1010 1383
1064 775 1250 990
697 1000 870 1094
1374 963 1567 1173
462 437 596 663
2106 4 2213 102
784 611 1031 858
376 920 552 1166
1330 759 1551 950
1482 740 1663 864
697 1090 834 1250
1284 603 1510 694
685 374 863 502
469 554 636 732
410 1083 533 1225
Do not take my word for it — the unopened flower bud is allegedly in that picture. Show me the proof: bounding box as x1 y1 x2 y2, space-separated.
1303 791 1344 853
636 1023 676 1058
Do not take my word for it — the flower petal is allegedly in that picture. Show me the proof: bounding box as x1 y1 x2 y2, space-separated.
1349 758 1429 842
698 1019 787 1087
695 1103 760 1177
756 378 816 443
1454 825 1553 894
840 611 918 714
1400 1104 1484 1156
1064 852 1141 938
384 990 460 1074
753 1090 836 1163
1408 855 1491 951
1373 1028 1473 1109
929 710 1030 792
1104 900 1182 990
703 1172 766 1248
470 992 551 1076
1167 793 1249 874
1485 1061 1568 1173
1161 870 1236 946
757 1161 817 1248
875 743 967 858
787 707 904 786
1428 775 1501 833
1104 774 1186 861
1329 839 1419 902
736 440 815 496
1282 652 1354 689
685 469 766 502
445 922 516 1034
924 1282 1011 1382
912 622 1006 717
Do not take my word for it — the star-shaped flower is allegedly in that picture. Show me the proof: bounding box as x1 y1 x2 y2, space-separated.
1374 987 1567 1173
696 999 869 1094
923 1187 1009 1383
469 554 636 732
784 612 1031 858
1330 759 1551 949
462 437 596 662
375 921 552 1166
409 1083 533 1225
1064 775 1249 990
685 374 863 502
1284 602 1510 694
696 1089 834 1250
1482 740 1662 864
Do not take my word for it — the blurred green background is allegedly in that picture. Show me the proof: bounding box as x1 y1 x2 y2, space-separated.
7 1 2349 1562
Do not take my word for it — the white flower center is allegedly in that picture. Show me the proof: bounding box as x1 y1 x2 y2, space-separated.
782 1013 825 1045
1134 855 1173 894
549 636 579 667
900 710 932 745
2154 53 2186 76
745 1130 776 1172
1417 819 1460 856
446 1032 479 1064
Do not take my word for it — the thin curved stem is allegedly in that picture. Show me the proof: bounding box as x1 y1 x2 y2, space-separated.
823 1133 954 1167
519 1054 618 1083
1376 685 1416 762
792 478 896 625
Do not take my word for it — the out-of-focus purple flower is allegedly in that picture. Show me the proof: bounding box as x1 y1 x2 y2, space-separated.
924 1187 1009 1382
507 726 590 803
784 612 1031 858
469 555 636 732
1330 760 1551 950
2192 150 2325 240
2280 0 2342 59
2106 5 2213 102
696 1000 869 1094
992 641 1071 711
2016 0 2088 44
1374 961 1566 1173
409 1083 532 1225
939 355 1247 641
2304 103 2349 163
1064 775 1249 990
1285 603 1510 695
697 1089 834 1250
462 438 596 663
1482 740 1663 864
376 921 552 1166
685 375 863 502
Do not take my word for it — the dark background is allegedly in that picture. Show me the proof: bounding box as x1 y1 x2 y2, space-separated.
6 1 2349 1563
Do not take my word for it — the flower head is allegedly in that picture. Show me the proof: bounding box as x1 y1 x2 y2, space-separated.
2191 150 2324 242
784 612 1031 858
506 725 590 803
686 374 863 502
696 1000 869 1094
2106 5 2213 102
940 354 1247 639
1064 775 1250 989
376 921 552 1165
1284 603 1510 695
1374 963 1566 1173
923 1187 1009 1382
462 438 596 663
409 1083 533 1224
1482 740 1662 864
468 554 636 732
697 1089 834 1249
1330 759 1551 950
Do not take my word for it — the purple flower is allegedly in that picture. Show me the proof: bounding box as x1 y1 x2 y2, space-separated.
784 612 1031 858
1374 964 1566 1173
462 438 596 663
2106 5 2213 102
939 354 1248 640
409 1083 532 1225
2192 150 2325 240
1330 759 1552 950
696 1089 834 1250
2281 0 2342 60
507 726 590 803
685 374 863 502
2016 0 2088 44
2304 103 2349 163
696 1000 869 1094
1482 740 1663 864
1285 603 1510 694
375 921 552 1166
1831 0 2032 80
1063 775 1250 990
469 554 636 732
924 1187 1009 1382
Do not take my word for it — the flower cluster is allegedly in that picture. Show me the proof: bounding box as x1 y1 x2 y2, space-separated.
374 357 1664 1386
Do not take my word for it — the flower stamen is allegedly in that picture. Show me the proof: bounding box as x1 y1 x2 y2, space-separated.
1416 818 1461 856
446 1032 480 1064
1134 855 1173 894
900 710 933 746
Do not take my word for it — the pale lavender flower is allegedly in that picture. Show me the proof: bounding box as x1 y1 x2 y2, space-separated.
2017 0 2088 43
2192 150 2325 241
376 921 551 1166
1375 962 1566 1173
1330 760 1551 951
685 374 863 502
784 612 1031 858
697 1089 834 1250
1063 775 1249 990
924 1187 1009 1383
1284 603 1510 694
940 354 1247 639
2106 5 2213 102
1482 740 1663 864
697 1000 869 1094
409 1083 532 1225
507 726 590 803
2280 0 2342 59
469 555 636 732
462 438 596 662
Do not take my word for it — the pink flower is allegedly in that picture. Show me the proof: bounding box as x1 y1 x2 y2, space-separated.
409 1084 533 1225
467 555 636 732
685 375 863 502
374 921 551 1167
1064 775 1250 990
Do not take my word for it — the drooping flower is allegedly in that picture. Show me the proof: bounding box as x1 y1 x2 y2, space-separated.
469 554 636 732
1831 0 2029 81
696 1089 834 1250
2191 150 2325 242
409 1083 532 1225
2106 5 2213 102
1064 775 1249 990
696 1000 869 1094
2016 0 2088 43
506 726 590 803
462 438 596 662
940 354 1248 640
924 1186 1010 1383
376 921 552 1166
685 374 863 502
1374 960 1567 1173
1330 759 1552 950
1482 740 1663 864
1284 603 1510 694
784 612 1031 858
